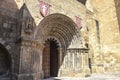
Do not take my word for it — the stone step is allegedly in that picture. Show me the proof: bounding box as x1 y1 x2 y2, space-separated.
0 77 11 80
41 77 61 80
0 78 11 80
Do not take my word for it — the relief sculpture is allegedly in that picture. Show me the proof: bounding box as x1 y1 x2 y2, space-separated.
24 17 34 34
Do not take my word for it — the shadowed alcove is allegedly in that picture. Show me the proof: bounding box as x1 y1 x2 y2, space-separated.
42 38 60 78
0 44 11 79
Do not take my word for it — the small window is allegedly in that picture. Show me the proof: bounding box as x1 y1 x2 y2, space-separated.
95 20 100 44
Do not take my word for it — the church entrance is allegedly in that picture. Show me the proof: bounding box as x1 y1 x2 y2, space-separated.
36 13 88 78
42 39 59 78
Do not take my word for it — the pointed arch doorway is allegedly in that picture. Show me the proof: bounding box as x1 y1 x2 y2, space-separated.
42 38 60 78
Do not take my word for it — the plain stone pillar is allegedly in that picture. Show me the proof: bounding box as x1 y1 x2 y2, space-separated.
17 41 43 80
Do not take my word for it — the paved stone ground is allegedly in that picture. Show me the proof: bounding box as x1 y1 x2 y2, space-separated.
42 73 120 80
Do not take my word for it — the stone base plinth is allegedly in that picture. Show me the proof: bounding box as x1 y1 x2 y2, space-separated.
92 66 105 73
58 68 90 77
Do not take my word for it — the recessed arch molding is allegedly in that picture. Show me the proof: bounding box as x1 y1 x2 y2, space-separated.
36 13 82 51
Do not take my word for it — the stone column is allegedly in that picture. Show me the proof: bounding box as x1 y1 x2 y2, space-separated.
81 52 84 69
72 51 75 69
16 40 43 80
58 48 67 77
82 51 90 77
58 47 63 67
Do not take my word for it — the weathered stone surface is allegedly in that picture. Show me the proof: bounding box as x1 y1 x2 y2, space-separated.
0 0 120 80
86 0 120 73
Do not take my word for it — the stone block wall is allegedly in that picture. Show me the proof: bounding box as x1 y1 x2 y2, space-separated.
0 0 21 79
0 0 120 80
86 0 120 73
0 14 21 77
0 0 19 18
17 0 89 78
17 42 42 80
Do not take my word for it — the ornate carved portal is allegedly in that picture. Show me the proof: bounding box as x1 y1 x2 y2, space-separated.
36 13 90 78
24 17 34 34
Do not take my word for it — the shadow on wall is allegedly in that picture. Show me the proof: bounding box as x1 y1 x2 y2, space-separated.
77 0 87 5
114 0 120 33
0 0 39 80
0 43 12 78
18 2 42 78
0 0 19 80
0 0 19 18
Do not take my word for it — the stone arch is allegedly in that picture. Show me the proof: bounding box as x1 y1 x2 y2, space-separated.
35 13 83 78
36 13 81 52
0 43 12 78
0 38 11 52
47 36 61 47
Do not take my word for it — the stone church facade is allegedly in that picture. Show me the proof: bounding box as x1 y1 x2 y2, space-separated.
0 0 120 80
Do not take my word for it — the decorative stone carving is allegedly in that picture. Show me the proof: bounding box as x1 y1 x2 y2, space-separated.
24 17 35 34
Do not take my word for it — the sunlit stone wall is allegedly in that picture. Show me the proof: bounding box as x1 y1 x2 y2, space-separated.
86 0 120 73
0 0 120 80
14 0 89 78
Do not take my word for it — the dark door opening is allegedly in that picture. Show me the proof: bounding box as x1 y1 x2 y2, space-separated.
43 39 59 78
50 40 59 77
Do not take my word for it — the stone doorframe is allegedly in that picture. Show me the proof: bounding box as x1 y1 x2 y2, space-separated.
41 37 63 78
44 37 63 66
35 13 80 51
35 13 89 78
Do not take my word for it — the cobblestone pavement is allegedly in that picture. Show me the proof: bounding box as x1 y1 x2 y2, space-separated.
42 73 120 80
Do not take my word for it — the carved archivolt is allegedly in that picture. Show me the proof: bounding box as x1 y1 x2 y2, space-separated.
36 13 82 51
